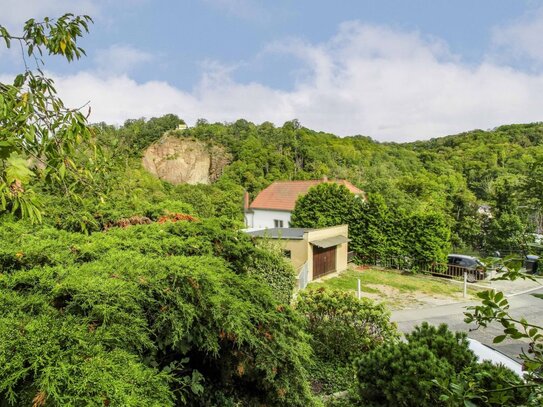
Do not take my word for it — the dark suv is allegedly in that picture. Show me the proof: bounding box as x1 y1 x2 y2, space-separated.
447 254 486 282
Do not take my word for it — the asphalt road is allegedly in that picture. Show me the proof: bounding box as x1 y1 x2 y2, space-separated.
391 288 543 361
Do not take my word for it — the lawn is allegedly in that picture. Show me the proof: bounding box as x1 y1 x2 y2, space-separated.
307 267 479 310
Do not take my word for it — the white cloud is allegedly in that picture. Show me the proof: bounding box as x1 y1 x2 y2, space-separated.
491 7 543 66
6 21 543 141
94 44 153 75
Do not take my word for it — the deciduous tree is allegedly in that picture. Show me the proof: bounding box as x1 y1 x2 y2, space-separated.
0 14 96 222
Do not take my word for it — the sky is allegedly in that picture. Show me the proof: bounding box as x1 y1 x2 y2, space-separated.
1 0 543 141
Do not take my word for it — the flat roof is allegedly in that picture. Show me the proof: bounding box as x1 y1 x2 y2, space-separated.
245 227 313 240
312 235 349 248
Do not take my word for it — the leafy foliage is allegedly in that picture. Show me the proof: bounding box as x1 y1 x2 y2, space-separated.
465 265 543 403
296 289 398 398
290 183 357 228
291 185 450 262
406 322 474 373
0 219 315 406
355 340 454 406
0 14 99 222
354 323 529 407
436 361 530 407
296 288 399 361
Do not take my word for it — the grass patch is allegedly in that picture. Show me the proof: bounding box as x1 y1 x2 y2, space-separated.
307 268 478 309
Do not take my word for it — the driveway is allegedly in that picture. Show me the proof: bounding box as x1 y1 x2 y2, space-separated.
391 279 543 361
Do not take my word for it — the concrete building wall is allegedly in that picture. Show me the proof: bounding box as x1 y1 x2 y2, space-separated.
306 225 349 281
244 211 254 228
250 209 292 229
247 224 349 285
275 239 308 272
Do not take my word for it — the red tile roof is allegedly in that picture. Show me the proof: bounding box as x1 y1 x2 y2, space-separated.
249 179 364 211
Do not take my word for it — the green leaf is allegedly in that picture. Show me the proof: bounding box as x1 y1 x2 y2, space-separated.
59 162 66 179
493 335 507 344
5 154 33 184
13 74 24 87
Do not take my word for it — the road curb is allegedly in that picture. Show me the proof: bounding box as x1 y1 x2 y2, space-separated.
506 285 543 298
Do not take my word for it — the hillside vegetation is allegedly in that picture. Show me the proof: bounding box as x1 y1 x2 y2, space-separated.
83 117 542 257
3 116 539 404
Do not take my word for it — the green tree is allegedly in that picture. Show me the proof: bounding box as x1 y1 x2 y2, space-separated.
349 193 389 259
405 322 474 373
290 183 357 228
116 114 185 154
354 323 529 407
0 14 97 222
355 340 454 406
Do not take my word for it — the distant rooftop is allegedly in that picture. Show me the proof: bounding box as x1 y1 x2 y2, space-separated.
245 227 313 240
249 179 364 211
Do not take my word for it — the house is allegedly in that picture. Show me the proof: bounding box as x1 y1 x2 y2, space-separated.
246 224 349 288
244 178 364 229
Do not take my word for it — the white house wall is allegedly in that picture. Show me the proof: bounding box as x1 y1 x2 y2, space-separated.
244 212 254 228
250 209 292 229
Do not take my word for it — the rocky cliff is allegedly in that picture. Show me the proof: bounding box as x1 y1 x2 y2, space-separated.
142 135 230 185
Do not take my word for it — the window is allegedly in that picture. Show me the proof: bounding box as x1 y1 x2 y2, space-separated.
274 219 284 228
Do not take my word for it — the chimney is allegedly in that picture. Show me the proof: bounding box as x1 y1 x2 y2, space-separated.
243 191 250 211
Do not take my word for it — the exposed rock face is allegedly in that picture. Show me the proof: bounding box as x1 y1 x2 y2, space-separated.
142 136 230 185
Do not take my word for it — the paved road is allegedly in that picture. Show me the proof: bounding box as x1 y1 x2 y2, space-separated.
391 287 543 361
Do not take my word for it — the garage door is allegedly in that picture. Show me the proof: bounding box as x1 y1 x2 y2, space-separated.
313 246 336 279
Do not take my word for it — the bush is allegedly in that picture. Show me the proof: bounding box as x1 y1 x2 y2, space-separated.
355 341 454 406
306 359 354 396
471 361 530 406
0 218 295 304
406 322 475 373
246 246 296 304
0 221 314 405
354 323 530 407
296 289 399 362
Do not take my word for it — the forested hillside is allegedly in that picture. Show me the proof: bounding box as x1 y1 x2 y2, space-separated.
82 117 542 257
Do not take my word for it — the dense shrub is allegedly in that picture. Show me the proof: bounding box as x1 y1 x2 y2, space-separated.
354 323 529 407
296 289 398 398
296 288 399 361
355 341 454 406
406 322 474 373
0 218 295 304
0 221 312 405
471 361 530 406
246 246 296 304
306 359 354 396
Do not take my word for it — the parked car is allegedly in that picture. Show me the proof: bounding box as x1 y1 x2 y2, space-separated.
467 338 524 378
447 254 486 282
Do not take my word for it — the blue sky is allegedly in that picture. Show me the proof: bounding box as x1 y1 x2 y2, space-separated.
2 0 543 141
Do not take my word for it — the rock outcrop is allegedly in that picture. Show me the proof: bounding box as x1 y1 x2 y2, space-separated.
142 135 230 185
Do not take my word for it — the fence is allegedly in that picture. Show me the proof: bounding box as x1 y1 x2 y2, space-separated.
297 262 309 290
356 255 486 282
